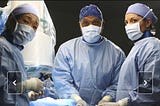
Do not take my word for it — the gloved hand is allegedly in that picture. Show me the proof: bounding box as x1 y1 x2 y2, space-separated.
98 102 119 106
98 95 112 105
28 90 43 101
23 78 43 92
97 98 128 106
71 94 87 106
116 98 128 106
76 99 87 106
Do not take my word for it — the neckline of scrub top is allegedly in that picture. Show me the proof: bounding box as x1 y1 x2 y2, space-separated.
134 37 156 46
81 36 105 46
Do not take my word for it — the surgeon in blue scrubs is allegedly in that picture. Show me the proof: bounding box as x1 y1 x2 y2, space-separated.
115 3 160 106
0 4 43 106
52 4 125 106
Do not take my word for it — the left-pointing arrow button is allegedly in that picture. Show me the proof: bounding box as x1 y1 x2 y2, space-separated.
13 80 16 86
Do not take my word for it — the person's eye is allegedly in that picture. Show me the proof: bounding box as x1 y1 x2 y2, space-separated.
92 21 99 26
23 19 30 25
92 19 101 26
131 19 139 23
82 21 89 27
32 25 38 31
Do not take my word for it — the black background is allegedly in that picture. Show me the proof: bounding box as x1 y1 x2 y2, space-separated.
0 0 160 55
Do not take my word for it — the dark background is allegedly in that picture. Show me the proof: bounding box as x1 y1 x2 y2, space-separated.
0 1 160 55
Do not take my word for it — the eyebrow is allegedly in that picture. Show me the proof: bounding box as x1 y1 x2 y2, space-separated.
131 17 140 19
125 17 141 21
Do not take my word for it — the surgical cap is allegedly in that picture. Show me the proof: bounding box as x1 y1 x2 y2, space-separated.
11 4 39 18
79 4 103 21
126 3 158 24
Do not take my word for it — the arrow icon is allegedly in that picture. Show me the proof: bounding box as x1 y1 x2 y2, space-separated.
13 80 16 86
143 80 147 87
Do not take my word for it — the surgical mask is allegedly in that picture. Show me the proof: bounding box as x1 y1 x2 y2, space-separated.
12 14 36 45
82 25 102 43
125 22 143 41
12 23 35 45
125 9 153 41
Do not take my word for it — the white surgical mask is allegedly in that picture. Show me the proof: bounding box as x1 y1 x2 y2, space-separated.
82 25 102 43
125 22 143 41
12 22 36 45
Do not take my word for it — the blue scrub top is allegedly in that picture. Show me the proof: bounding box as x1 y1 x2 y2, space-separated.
117 37 160 105
0 36 29 106
53 36 125 105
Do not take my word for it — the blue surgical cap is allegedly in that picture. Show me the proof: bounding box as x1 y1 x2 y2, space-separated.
11 4 39 18
79 4 103 21
126 3 158 25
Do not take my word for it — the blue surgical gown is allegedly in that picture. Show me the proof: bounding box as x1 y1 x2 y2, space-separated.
0 36 29 106
116 37 160 106
53 36 125 105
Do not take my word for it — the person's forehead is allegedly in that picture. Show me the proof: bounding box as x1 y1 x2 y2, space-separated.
125 13 143 19
81 16 101 21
